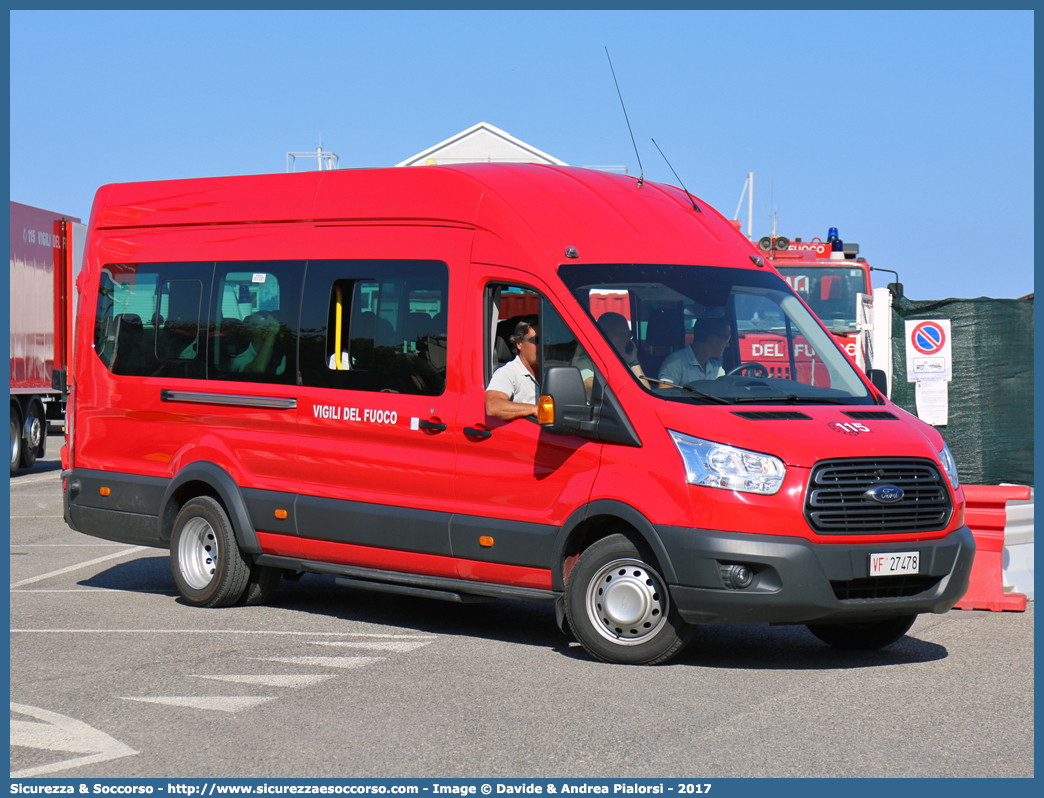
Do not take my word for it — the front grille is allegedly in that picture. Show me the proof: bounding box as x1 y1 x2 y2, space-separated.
806 458 952 534
832 575 942 600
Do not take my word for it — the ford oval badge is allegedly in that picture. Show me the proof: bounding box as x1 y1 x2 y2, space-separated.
866 484 904 504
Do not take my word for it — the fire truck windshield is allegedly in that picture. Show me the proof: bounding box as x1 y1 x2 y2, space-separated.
559 262 873 405
773 266 869 334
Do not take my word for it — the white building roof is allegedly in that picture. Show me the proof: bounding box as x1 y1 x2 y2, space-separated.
395 121 568 167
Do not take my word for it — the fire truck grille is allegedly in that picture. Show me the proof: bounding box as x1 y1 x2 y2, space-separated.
831 575 943 600
805 458 952 534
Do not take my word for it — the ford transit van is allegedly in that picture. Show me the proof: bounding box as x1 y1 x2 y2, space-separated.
62 164 973 664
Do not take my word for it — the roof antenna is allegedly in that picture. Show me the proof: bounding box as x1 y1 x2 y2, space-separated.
605 47 643 188
651 138 701 213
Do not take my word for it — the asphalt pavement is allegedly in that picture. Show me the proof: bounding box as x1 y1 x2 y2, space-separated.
9 433 1034 779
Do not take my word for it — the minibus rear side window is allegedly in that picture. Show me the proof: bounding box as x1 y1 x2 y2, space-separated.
94 262 212 378
299 260 448 396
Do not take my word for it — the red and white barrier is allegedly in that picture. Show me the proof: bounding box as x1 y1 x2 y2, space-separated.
954 485 1032 612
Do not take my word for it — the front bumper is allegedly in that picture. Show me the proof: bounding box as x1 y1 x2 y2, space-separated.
658 524 975 625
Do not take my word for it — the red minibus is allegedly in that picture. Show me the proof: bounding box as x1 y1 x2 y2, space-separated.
62 164 972 664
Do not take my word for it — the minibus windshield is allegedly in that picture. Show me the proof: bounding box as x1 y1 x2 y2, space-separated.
559 263 873 405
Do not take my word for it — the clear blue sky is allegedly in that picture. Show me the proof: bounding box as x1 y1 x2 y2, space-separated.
9 9 1034 300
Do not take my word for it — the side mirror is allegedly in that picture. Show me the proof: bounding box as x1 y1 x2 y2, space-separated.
538 366 591 436
887 282 904 301
868 368 888 396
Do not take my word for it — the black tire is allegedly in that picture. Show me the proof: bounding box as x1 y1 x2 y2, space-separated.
238 565 281 606
26 401 45 463
806 615 917 651
10 407 23 477
565 533 694 665
170 496 250 608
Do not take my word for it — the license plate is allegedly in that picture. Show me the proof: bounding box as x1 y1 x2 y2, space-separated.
869 551 920 576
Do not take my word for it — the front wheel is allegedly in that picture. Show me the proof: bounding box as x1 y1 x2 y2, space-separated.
170 496 250 608
805 615 916 650
565 533 693 665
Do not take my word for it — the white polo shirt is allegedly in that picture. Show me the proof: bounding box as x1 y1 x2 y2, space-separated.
658 346 723 385
487 355 539 405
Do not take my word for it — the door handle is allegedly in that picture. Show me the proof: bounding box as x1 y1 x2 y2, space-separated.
463 426 493 439
418 419 447 432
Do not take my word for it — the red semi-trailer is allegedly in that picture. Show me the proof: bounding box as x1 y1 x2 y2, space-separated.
9 201 85 474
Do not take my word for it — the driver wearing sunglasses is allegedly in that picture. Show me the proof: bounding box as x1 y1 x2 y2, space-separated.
486 317 541 420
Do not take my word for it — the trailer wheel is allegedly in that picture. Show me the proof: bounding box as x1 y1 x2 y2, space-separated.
238 565 281 606
805 615 916 651
170 497 250 608
10 405 23 476
20 401 45 469
565 533 694 665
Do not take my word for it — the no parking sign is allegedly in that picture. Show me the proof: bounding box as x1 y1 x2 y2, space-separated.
905 319 952 426
905 319 952 381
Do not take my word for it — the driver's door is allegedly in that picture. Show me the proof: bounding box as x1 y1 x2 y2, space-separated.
452 266 602 582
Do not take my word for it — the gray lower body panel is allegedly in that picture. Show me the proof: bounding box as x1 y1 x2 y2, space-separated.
657 524 976 625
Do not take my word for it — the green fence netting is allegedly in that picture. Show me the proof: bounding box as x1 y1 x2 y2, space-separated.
889 297 1033 486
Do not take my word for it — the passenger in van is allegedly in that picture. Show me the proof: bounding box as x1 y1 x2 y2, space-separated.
657 316 730 386
232 311 286 375
597 312 651 389
485 317 539 420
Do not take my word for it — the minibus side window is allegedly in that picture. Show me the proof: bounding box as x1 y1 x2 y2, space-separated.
208 262 303 385
299 260 448 396
94 262 213 378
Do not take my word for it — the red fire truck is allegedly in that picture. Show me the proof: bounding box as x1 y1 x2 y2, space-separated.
730 229 873 384
9 201 85 474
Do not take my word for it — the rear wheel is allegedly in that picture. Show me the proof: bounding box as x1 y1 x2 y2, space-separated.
805 615 916 650
10 407 22 476
565 533 693 665
20 401 45 469
170 496 249 607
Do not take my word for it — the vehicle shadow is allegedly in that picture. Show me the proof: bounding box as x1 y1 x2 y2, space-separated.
82 558 949 669
78 555 179 595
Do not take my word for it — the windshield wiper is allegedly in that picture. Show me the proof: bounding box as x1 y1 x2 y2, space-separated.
732 394 848 405
643 377 731 404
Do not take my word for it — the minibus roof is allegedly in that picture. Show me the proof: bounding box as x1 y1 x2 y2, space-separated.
89 163 762 270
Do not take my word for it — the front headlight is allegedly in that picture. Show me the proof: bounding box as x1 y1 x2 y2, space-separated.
668 430 786 495
939 442 960 490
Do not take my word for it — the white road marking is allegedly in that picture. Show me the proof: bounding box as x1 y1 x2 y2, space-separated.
262 656 384 669
312 640 432 652
120 696 274 712
326 632 437 639
10 702 138 778
10 546 147 588
11 589 175 594
192 674 334 688
12 629 432 637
